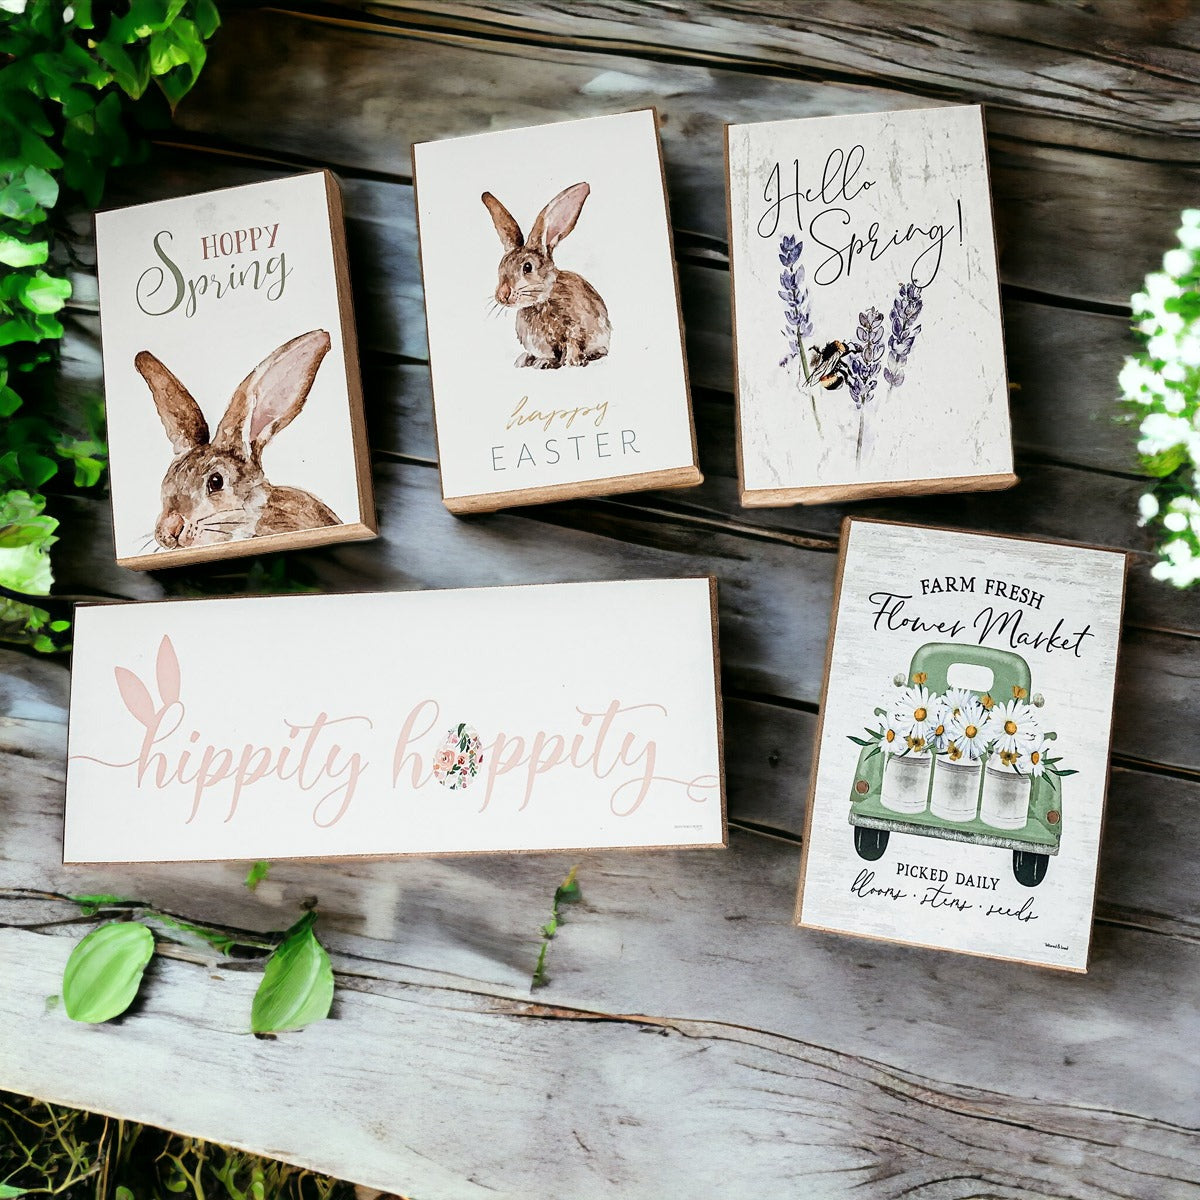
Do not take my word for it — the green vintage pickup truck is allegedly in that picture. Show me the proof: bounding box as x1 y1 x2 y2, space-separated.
848 642 1064 888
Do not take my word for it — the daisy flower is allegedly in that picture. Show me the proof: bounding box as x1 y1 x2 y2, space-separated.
942 687 976 721
892 684 938 741
948 700 989 759
930 710 955 753
987 699 1040 755
875 715 904 755
1016 732 1048 778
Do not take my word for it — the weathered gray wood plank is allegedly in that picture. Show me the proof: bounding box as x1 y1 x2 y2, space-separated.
352 0 1200 142
5 920 1199 1199
168 7 1199 304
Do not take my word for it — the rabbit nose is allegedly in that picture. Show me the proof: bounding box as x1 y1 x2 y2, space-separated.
496 281 512 303
161 512 184 542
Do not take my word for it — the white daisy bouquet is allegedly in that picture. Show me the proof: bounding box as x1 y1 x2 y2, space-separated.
1120 208 1200 587
849 674 1076 783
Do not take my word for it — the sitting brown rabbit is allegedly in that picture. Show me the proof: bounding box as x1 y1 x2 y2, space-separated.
135 329 341 551
482 181 611 369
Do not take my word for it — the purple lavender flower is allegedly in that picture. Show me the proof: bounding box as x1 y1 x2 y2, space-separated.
846 306 885 411
777 234 814 375
882 282 924 388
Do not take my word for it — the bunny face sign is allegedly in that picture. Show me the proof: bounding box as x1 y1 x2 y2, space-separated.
414 110 701 513
96 171 377 568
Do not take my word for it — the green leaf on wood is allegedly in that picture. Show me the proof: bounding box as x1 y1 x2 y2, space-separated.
62 921 155 1023
244 860 271 891
251 911 334 1034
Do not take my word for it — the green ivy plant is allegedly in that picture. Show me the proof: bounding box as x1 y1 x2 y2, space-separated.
0 0 220 649
1120 208 1200 587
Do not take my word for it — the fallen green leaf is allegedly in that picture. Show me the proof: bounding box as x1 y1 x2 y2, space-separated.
244 859 271 891
0 1182 30 1197
62 921 155 1023
251 911 333 1034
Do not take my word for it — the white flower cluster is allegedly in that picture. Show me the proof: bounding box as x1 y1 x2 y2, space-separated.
1122 209 1200 587
878 683 1050 776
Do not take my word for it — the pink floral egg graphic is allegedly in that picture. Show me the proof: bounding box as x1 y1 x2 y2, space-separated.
433 723 484 791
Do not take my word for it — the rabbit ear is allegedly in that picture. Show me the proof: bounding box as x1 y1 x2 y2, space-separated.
135 351 210 454
482 191 523 252
528 182 591 252
213 329 332 456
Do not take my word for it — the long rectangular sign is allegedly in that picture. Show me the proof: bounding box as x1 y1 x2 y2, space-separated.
64 579 725 862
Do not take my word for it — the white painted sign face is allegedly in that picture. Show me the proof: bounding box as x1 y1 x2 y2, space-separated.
64 579 725 862
727 105 1015 505
413 109 700 512
796 520 1127 972
95 171 375 568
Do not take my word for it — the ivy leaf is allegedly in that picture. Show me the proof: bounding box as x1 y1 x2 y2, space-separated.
21 165 57 209
251 911 334 1034
0 234 48 267
62 922 155 1023
18 270 72 315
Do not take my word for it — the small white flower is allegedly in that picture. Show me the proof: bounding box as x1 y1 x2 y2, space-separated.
1179 335 1200 367
1118 357 1164 400
1165 510 1189 533
1182 209 1200 228
1163 248 1193 277
0 0 28 12
1178 225 1200 251
1137 493 1159 525
1139 412 1190 454
1148 332 1180 360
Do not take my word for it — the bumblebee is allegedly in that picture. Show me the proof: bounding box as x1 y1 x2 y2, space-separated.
807 339 862 390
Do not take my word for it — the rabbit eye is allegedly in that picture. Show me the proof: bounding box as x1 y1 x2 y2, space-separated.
522 261 533 275
206 472 224 495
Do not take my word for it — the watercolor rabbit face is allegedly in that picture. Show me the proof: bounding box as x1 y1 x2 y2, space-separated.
136 329 341 551
482 182 612 369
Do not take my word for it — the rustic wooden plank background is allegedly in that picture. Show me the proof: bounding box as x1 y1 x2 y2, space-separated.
3 3 1200 1196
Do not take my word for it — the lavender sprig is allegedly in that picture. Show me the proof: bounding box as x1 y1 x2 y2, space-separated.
882 282 924 388
777 234 814 382
846 306 885 411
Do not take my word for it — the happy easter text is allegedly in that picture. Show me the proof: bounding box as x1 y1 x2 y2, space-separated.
489 396 641 472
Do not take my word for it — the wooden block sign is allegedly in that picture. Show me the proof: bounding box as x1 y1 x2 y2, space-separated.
726 105 1017 506
795 519 1127 971
64 579 725 863
95 171 377 569
412 109 701 513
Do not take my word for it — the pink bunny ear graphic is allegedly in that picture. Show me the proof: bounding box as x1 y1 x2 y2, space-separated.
114 667 156 728
156 635 180 707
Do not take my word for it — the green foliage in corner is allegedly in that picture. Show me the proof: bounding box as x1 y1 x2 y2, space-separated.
0 0 220 648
